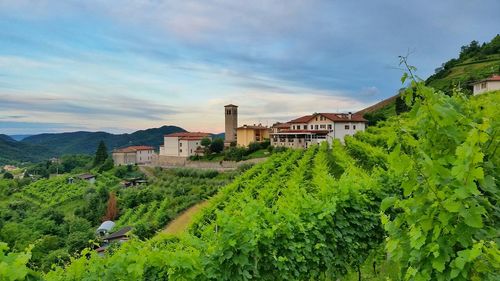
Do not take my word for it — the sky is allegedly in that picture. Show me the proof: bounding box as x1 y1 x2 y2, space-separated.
0 0 499 135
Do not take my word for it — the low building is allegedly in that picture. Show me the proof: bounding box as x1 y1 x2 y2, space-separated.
78 173 96 184
2 165 17 172
159 132 212 157
96 226 133 255
236 124 270 147
112 146 155 166
270 112 367 148
472 75 500 95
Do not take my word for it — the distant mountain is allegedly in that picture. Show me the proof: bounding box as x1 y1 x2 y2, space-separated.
22 125 186 155
0 134 56 165
9 134 32 141
212 132 225 140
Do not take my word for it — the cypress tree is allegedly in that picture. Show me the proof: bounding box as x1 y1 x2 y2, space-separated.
93 140 108 167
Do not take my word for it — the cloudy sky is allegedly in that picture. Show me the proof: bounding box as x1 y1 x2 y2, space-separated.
0 0 499 134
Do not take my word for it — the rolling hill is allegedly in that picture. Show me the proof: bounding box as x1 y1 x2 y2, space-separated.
22 125 186 155
0 134 56 165
0 126 186 165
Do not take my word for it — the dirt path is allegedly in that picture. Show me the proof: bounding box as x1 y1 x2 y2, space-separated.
139 166 155 178
163 201 209 235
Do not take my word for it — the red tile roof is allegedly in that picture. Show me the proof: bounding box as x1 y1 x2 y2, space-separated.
272 122 291 128
288 113 367 123
475 74 500 83
165 132 212 141
179 136 209 141
114 146 154 153
165 132 212 138
289 115 315 123
272 130 330 134
237 124 269 130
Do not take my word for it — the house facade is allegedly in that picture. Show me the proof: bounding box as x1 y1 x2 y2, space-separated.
160 132 212 157
472 75 500 95
112 146 155 165
270 113 367 148
236 124 270 147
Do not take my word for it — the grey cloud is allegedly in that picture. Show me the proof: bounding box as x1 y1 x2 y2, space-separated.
0 95 178 120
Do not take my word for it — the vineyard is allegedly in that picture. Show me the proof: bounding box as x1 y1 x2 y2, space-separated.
113 168 233 238
2 86 499 280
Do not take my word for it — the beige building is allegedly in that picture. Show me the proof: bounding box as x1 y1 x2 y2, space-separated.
236 124 270 147
270 112 367 148
112 146 155 165
472 75 500 95
224 104 238 146
160 132 212 157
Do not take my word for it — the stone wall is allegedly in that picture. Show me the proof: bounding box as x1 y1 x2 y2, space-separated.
150 154 267 171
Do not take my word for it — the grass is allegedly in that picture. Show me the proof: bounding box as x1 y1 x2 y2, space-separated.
246 149 269 159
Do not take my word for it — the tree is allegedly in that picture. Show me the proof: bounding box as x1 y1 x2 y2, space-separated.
93 141 108 167
210 138 224 154
2 172 13 179
200 137 211 150
98 158 114 173
103 192 118 221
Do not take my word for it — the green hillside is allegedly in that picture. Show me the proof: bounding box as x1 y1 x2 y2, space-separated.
0 126 187 165
22 125 186 155
361 35 500 123
0 134 56 165
18 87 493 280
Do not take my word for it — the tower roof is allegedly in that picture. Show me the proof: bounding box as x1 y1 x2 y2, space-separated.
224 104 238 107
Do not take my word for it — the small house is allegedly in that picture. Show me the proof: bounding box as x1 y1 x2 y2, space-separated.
78 173 96 184
96 226 133 255
472 75 500 95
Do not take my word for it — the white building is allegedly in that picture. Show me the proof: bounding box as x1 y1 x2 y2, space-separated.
472 75 500 95
160 132 212 157
112 146 155 165
270 113 367 148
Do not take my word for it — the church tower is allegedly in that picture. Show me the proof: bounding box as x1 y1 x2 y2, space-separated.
224 104 238 146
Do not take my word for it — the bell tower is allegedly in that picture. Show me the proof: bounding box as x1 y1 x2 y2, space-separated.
224 104 238 146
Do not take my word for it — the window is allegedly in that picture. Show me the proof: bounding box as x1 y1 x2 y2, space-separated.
304 125 307 130
345 125 350 130
328 124 332 130
481 82 487 89
353 125 356 130
179 143 182 147
315 125 318 130
320 124 326 129
180 149 182 153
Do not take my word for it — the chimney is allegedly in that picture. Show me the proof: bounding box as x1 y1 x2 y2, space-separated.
348 112 352 120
